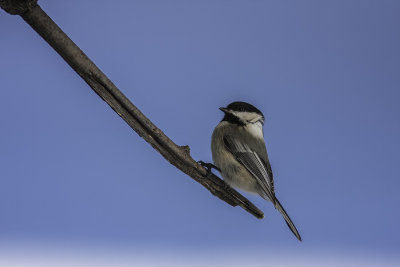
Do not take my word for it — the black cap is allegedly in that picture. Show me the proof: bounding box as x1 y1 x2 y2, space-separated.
224 101 263 116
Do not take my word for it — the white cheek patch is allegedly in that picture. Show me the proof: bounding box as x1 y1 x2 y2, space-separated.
249 114 264 124
234 112 264 124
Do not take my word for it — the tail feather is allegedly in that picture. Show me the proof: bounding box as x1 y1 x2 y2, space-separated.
274 197 302 241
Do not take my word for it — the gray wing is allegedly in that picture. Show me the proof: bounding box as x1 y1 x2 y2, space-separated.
223 135 275 203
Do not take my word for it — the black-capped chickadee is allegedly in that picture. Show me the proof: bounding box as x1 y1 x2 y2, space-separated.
210 101 301 241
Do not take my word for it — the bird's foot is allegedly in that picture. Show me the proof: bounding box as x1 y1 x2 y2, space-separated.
198 160 221 176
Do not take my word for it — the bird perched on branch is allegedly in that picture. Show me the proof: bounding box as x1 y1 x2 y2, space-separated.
206 101 301 241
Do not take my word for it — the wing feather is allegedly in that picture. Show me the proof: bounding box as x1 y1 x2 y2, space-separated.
223 133 301 241
223 135 275 203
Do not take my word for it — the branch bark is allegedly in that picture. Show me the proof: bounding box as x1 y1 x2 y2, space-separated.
1 0 264 219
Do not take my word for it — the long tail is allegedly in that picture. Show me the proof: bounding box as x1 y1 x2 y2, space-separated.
274 197 302 241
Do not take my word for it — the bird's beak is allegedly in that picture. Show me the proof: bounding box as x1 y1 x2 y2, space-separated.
219 107 229 114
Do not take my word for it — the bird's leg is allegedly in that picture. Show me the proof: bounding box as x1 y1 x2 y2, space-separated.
198 160 221 176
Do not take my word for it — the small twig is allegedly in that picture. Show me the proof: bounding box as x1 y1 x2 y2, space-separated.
0 0 264 219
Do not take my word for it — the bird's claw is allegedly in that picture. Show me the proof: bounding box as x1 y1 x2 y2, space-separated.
198 160 221 176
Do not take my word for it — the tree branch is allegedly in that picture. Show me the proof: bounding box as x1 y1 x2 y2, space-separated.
1 0 264 219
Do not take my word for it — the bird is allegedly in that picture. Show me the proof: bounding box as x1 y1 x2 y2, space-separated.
209 101 301 241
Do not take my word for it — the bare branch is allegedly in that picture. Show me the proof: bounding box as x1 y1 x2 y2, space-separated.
1 0 264 219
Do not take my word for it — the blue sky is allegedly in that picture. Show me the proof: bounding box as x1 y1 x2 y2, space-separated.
1 0 399 265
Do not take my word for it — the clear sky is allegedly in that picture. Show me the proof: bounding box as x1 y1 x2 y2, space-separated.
1 0 399 265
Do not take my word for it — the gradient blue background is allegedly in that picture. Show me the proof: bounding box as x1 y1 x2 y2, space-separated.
1 0 399 264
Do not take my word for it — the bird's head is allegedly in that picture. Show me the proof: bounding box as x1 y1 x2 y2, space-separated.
220 101 264 126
